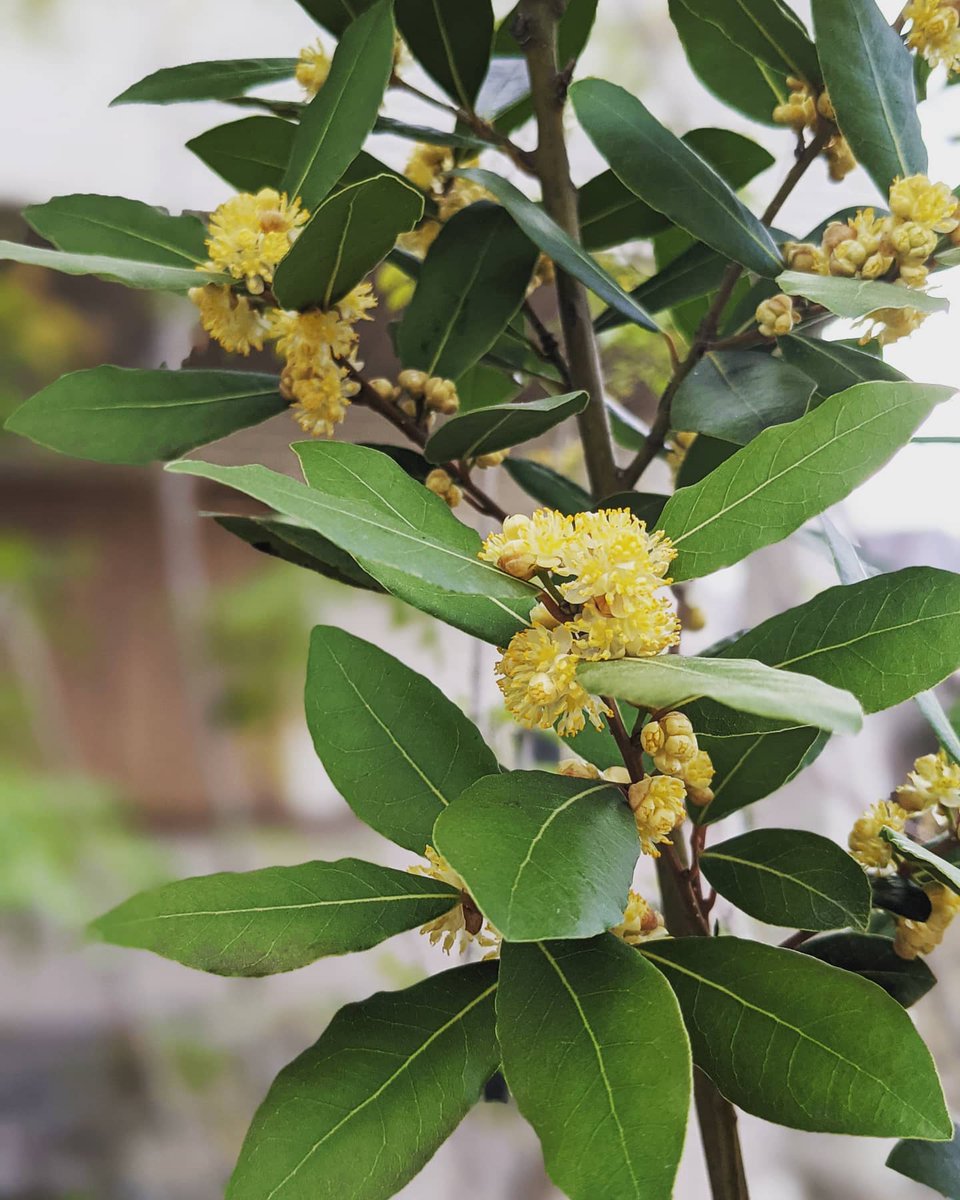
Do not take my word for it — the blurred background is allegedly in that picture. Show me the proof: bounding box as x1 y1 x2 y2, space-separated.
1 0 958 1196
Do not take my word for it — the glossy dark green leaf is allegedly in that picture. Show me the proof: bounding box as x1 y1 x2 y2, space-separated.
373 114 488 150
812 0 927 193
571 79 782 277
801 932 936 1008
701 828 870 930
680 0 819 82
296 0 378 36
111 57 297 105
458 169 658 332
600 491 670 527
187 116 295 191
306 626 499 851
661 382 952 582
396 0 493 108
397 202 538 379
456 362 522 412
503 457 592 515
596 244 728 334
433 771 638 942
6 368 283 465
0 240 224 292
227 963 499 1200
498 937 691 1200
672 351 816 445
872 875 934 921
425 392 586 464
880 828 960 896
23 194 206 266
91 858 459 975
643 937 951 1138
578 655 862 734
675 435 740 487
273 176 422 309
888 1124 960 1197
283 0 395 209
668 0 789 127
778 270 949 320
779 334 906 397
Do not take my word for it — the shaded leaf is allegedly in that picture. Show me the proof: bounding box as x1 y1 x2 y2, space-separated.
0 239 224 292
187 116 295 192
396 0 493 108
599 491 669 527
872 875 934 921
503 457 592 516
888 1125 960 1198
425 392 587 464
23 194 206 266
680 0 819 82
779 334 906 397
800 932 936 1008
111 58 297 105
296 0 379 36
880 828 960 896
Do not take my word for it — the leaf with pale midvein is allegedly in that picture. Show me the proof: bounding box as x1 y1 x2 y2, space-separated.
187 116 295 192
166 450 536 602
273 175 423 309
227 962 499 1200
701 829 871 931
578 655 862 734
5 368 284 465
306 626 498 851
880 828 960 896
497 937 691 1200
678 0 819 82
812 0 927 193
0 240 225 292
111 57 297 105
282 0 395 209
778 270 948 320
433 771 638 942
424 392 587 464
23 194 207 266
779 334 906 397
642 937 952 1139
660 381 953 582
91 858 459 976
457 169 658 332
570 78 783 277
395 0 493 108
888 1124 960 1197
800 932 936 1009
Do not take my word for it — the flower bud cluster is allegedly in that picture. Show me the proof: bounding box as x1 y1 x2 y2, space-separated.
772 79 855 182
904 0 960 74
424 468 463 509
895 886 960 959
369 370 461 426
640 711 716 808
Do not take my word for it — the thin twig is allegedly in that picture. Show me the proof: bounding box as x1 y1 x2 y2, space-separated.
523 299 572 386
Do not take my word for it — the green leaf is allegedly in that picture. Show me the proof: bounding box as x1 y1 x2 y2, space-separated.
273 175 423 310
800 932 936 1008
888 1125 960 1198
503 457 592 515
397 202 538 379
283 0 395 209
91 858 459 975
579 654 862 734
6 368 283 465
23 194 206 266
111 57 297 105
498 937 691 1200
424 392 587 464
600 491 670 527
701 828 871 930
187 116 295 191
212 514 385 593
668 0 789 127
373 114 488 150
661 381 952 582
167 445 537 603
433 771 638 941
458 169 659 332
396 0 493 108
306 626 499 851
455 362 521 412
880 828 960 896
812 0 927 193
680 0 819 82
227 962 499 1200
596 243 729 333
571 79 783 277
0 239 224 292
296 0 379 36
643 937 952 1139
779 334 906 396
778 270 949 319
672 350 817 445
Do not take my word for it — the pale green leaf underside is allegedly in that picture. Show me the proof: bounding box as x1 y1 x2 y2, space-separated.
0 239 224 291
880 828 960 896
778 271 948 319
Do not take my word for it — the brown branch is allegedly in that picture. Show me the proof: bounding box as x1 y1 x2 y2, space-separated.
523 299 572 386
780 929 817 950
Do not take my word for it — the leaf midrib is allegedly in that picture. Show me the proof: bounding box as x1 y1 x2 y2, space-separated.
105 890 457 926
702 850 857 919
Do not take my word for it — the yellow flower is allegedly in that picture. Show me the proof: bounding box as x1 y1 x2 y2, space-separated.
283 359 359 438
479 509 573 581
611 890 667 945
860 305 929 346
848 800 908 868
905 0 960 73
756 293 797 338
628 774 687 856
495 623 612 738
889 174 960 233
572 595 680 661
895 885 960 959
335 281 378 325
188 284 270 354
897 750 960 812
783 241 828 275
404 143 454 193
556 509 676 608
205 188 308 292
296 39 331 96
558 758 601 780
641 712 697 772
409 847 500 956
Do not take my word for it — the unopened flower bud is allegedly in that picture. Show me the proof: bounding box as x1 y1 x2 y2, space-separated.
398 396 418 418
368 377 397 401
424 467 462 508
601 766 632 786
558 758 601 780
475 448 508 469
755 293 797 338
783 241 827 274
397 368 429 396
424 377 460 414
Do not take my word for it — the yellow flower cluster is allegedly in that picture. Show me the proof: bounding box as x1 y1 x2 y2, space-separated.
769 174 960 345
369 369 461 424
400 143 490 256
897 749 960 812
480 509 680 738
409 846 500 956
640 711 715 808
611 889 667 946
895 885 960 959
189 188 378 438
848 799 908 869
905 0 960 74
627 774 688 856
772 79 855 181
424 468 463 508
296 39 331 96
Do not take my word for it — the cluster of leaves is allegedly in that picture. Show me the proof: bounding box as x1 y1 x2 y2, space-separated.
5 0 960 1197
